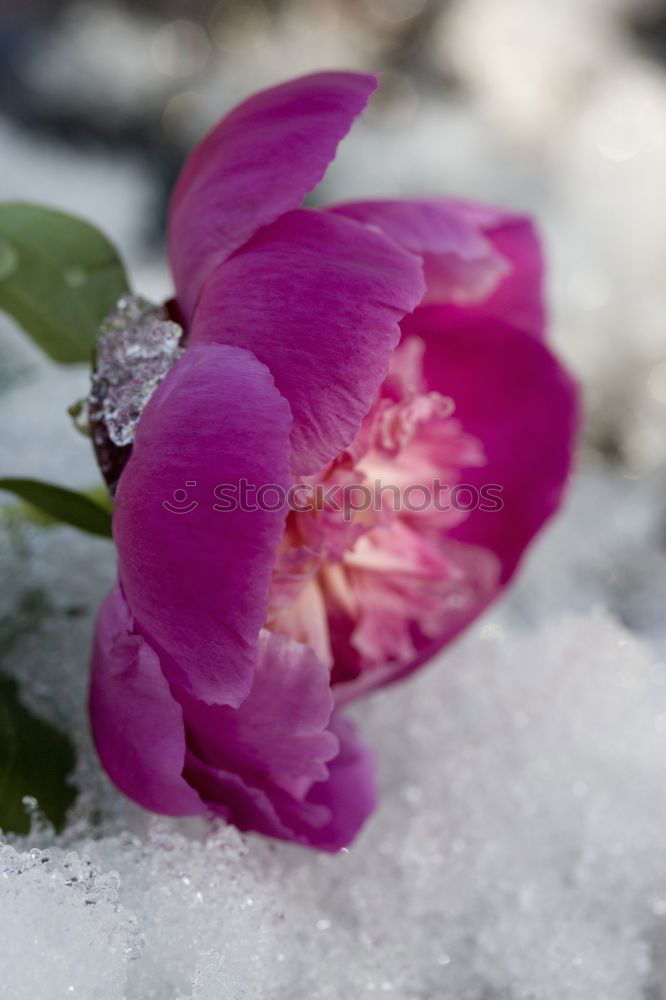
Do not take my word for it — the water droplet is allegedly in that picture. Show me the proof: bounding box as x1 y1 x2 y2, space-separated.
63 264 89 288
0 238 18 280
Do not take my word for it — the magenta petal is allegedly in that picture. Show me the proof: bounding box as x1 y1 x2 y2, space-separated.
189 209 425 474
184 728 375 853
113 343 293 707
179 633 377 851
90 585 204 816
329 198 545 337
328 198 509 307
472 214 545 338
404 307 579 582
184 752 332 846
169 71 378 320
180 630 339 800
438 199 545 337
303 712 377 850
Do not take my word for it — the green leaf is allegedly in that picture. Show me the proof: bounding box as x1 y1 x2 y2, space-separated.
0 672 77 834
81 484 114 515
0 202 130 363
0 478 112 538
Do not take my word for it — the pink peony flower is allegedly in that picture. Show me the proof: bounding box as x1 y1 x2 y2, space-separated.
90 72 578 850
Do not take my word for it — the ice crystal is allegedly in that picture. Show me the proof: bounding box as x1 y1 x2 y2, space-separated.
88 295 184 449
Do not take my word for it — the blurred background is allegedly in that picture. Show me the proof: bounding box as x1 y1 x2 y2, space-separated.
1 0 665 646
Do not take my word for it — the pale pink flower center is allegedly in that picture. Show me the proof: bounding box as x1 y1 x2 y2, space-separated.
266 338 500 690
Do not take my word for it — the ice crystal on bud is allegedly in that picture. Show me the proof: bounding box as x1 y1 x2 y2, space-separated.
89 295 184 449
